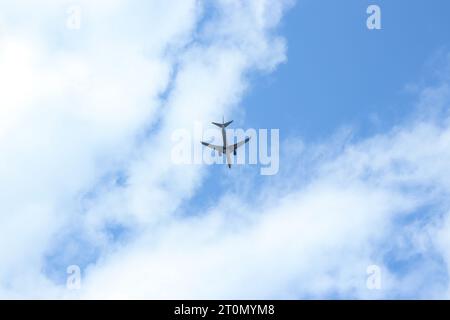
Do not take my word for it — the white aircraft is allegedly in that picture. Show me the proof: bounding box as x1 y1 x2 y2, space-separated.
201 117 250 169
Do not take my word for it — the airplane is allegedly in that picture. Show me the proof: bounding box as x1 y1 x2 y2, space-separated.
201 117 250 169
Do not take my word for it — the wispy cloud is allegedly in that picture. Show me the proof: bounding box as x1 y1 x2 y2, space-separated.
78 68 450 298
0 0 292 298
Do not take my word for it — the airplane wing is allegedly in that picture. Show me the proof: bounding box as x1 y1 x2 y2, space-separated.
201 141 223 154
227 137 250 153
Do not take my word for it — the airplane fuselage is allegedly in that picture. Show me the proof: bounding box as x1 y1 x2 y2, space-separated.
221 127 233 168
221 127 227 154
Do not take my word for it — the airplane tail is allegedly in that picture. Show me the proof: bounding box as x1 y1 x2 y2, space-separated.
212 120 233 128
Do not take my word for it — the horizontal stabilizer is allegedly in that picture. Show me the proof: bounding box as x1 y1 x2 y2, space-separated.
212 120 233 128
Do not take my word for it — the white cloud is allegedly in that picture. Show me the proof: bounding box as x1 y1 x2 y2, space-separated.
0 0 292 298
77 81 450 298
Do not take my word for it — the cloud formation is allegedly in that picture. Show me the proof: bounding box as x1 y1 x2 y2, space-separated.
1 0 450 299
0 0 291 298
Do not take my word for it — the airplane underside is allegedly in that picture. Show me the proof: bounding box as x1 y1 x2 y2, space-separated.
200 118 250 169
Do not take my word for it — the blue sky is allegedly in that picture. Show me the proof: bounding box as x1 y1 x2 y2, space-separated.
195 0 450 225
245 0 450 140
2 0 450 299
